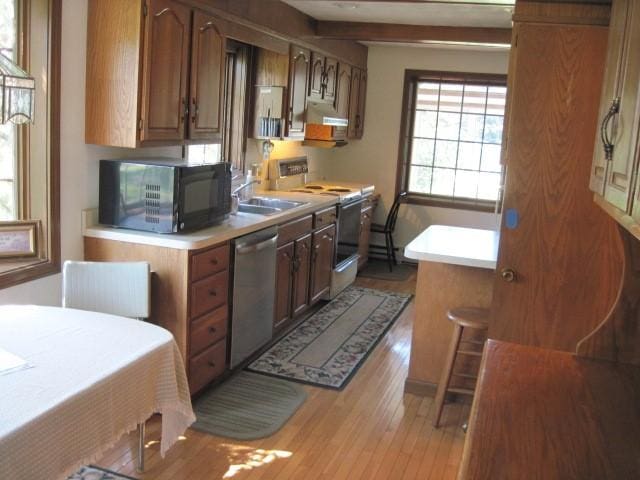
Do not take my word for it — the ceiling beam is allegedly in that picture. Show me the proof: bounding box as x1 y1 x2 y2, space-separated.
315 21 512 45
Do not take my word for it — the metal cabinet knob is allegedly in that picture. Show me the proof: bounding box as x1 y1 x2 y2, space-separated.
501 268 516 283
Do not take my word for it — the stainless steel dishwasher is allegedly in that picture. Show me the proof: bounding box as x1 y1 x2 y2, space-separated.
230 226 278 368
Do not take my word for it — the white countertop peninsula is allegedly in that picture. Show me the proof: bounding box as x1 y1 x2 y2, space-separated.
83 191 338 250
404 224 498 399
404 225 499 270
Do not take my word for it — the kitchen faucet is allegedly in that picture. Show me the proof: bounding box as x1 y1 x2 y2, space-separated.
230 177 262 214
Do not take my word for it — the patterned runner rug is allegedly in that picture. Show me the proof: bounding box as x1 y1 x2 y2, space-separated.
69 466 137 480
247 286 412 389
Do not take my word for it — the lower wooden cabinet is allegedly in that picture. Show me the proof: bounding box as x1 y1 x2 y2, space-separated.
275 242 295 329
310 224 336 303
292 234 312 316
188 337 226 394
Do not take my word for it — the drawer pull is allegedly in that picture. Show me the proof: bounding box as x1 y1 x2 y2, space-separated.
208 289 217 297
208 360 216 368
210 259 218 265
208 326 217 334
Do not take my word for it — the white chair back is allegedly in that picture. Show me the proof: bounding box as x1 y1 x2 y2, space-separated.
62 261 150 319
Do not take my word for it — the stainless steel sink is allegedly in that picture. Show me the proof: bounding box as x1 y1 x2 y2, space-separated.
241 197 306 210
237 196 307 216
237 204 281 216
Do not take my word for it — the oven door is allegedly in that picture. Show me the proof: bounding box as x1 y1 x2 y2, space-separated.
336 199 363 267
178 163 231 231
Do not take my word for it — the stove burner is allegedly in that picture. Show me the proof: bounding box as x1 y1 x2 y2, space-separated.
305 185 324 190
327 188 351 192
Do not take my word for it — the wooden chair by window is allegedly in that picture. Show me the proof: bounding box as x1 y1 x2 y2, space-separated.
62 260 151 471
370 191 407 271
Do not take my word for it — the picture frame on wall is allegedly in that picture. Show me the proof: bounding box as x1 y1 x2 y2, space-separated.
0 221 39 259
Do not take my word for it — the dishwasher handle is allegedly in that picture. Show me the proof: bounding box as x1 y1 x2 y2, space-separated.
236 235 278 255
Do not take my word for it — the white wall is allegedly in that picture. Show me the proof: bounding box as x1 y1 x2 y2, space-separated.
313 45 509 252
0 0 180 305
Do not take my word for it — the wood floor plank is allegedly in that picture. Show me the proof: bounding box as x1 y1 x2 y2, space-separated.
92 271 467 480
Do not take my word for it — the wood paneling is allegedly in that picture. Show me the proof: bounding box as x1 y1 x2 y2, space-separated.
189 11 225 140
315 21 512 44
84 237 190 359
513 1 611 25
254 48 289 86
406 261 493 393
489 21 623 352
577 224 640 365
459 340 640 480
85 0 143 147
140 0 191 143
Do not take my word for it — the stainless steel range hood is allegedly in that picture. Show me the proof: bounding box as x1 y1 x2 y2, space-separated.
303 101 349 148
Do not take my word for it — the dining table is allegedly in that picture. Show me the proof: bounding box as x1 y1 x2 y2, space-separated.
0 304 196 480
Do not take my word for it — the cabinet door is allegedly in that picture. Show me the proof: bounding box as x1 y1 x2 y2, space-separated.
603 0 640 212
310 224 336 304
189 11 225 141
274 242 294 330
287 45 310 138
590 0 630 195
490 22 620 352
309 52 326 101
140 0 191 143
292 234 312 316
334 63 351 138
323 57 338 103
356 70 367 138
358 206 372 269
347 67 361 139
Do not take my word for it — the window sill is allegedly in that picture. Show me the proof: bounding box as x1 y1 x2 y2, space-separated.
404 194 499 213
0 258 60 290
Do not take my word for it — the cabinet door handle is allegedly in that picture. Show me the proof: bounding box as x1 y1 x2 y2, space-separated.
210 258 218 265
181 98 189 124
500 268 517 283
601 97 620 161
207 360 216 368
191 98 198 124
208 326 217 334
208 289 217 297
288 106 293 126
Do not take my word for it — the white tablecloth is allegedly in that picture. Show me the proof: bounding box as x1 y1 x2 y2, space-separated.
0 305 195 480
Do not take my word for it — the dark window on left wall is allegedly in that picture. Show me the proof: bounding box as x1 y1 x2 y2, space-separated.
187 40 251 173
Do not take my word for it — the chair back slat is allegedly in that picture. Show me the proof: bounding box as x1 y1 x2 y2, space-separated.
385 191 407 232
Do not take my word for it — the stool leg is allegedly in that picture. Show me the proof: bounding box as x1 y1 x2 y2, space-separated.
433 323 463 428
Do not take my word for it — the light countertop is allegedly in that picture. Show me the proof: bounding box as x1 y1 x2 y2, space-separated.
83 191 338 251
404 225 499 270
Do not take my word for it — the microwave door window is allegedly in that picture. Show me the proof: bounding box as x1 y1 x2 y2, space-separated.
184 178 218 215
119 165 146 219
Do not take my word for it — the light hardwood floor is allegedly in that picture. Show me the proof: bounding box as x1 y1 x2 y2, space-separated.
97 269 468 479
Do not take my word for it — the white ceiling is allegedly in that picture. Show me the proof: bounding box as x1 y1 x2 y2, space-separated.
282 1 515 28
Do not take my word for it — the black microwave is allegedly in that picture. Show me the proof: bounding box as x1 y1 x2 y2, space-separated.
99 158 232 233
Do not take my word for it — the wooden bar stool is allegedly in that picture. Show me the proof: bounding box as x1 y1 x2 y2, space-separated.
433 307 489 428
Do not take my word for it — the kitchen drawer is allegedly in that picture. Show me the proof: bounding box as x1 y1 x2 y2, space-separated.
190 305 228 356
314 206 337 229
278 214 313 246
189 338 226 394
190 270 228 319
190 243 229 282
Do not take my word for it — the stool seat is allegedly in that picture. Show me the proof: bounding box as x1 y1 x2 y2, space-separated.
433 306 490 428
447 307 490 330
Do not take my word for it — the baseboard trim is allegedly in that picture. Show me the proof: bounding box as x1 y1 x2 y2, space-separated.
404 378 438 397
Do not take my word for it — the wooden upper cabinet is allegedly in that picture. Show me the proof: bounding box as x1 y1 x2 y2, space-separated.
310 224 335 304
189 11 225 141
347 67 361 139
591 0 640 214
287 45 310 138
85 0 227 147
140 0 191 143
335 63 351 117
323 57 338 104
309 52 326 101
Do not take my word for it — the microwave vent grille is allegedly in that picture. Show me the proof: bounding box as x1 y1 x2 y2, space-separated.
145 184 161 223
